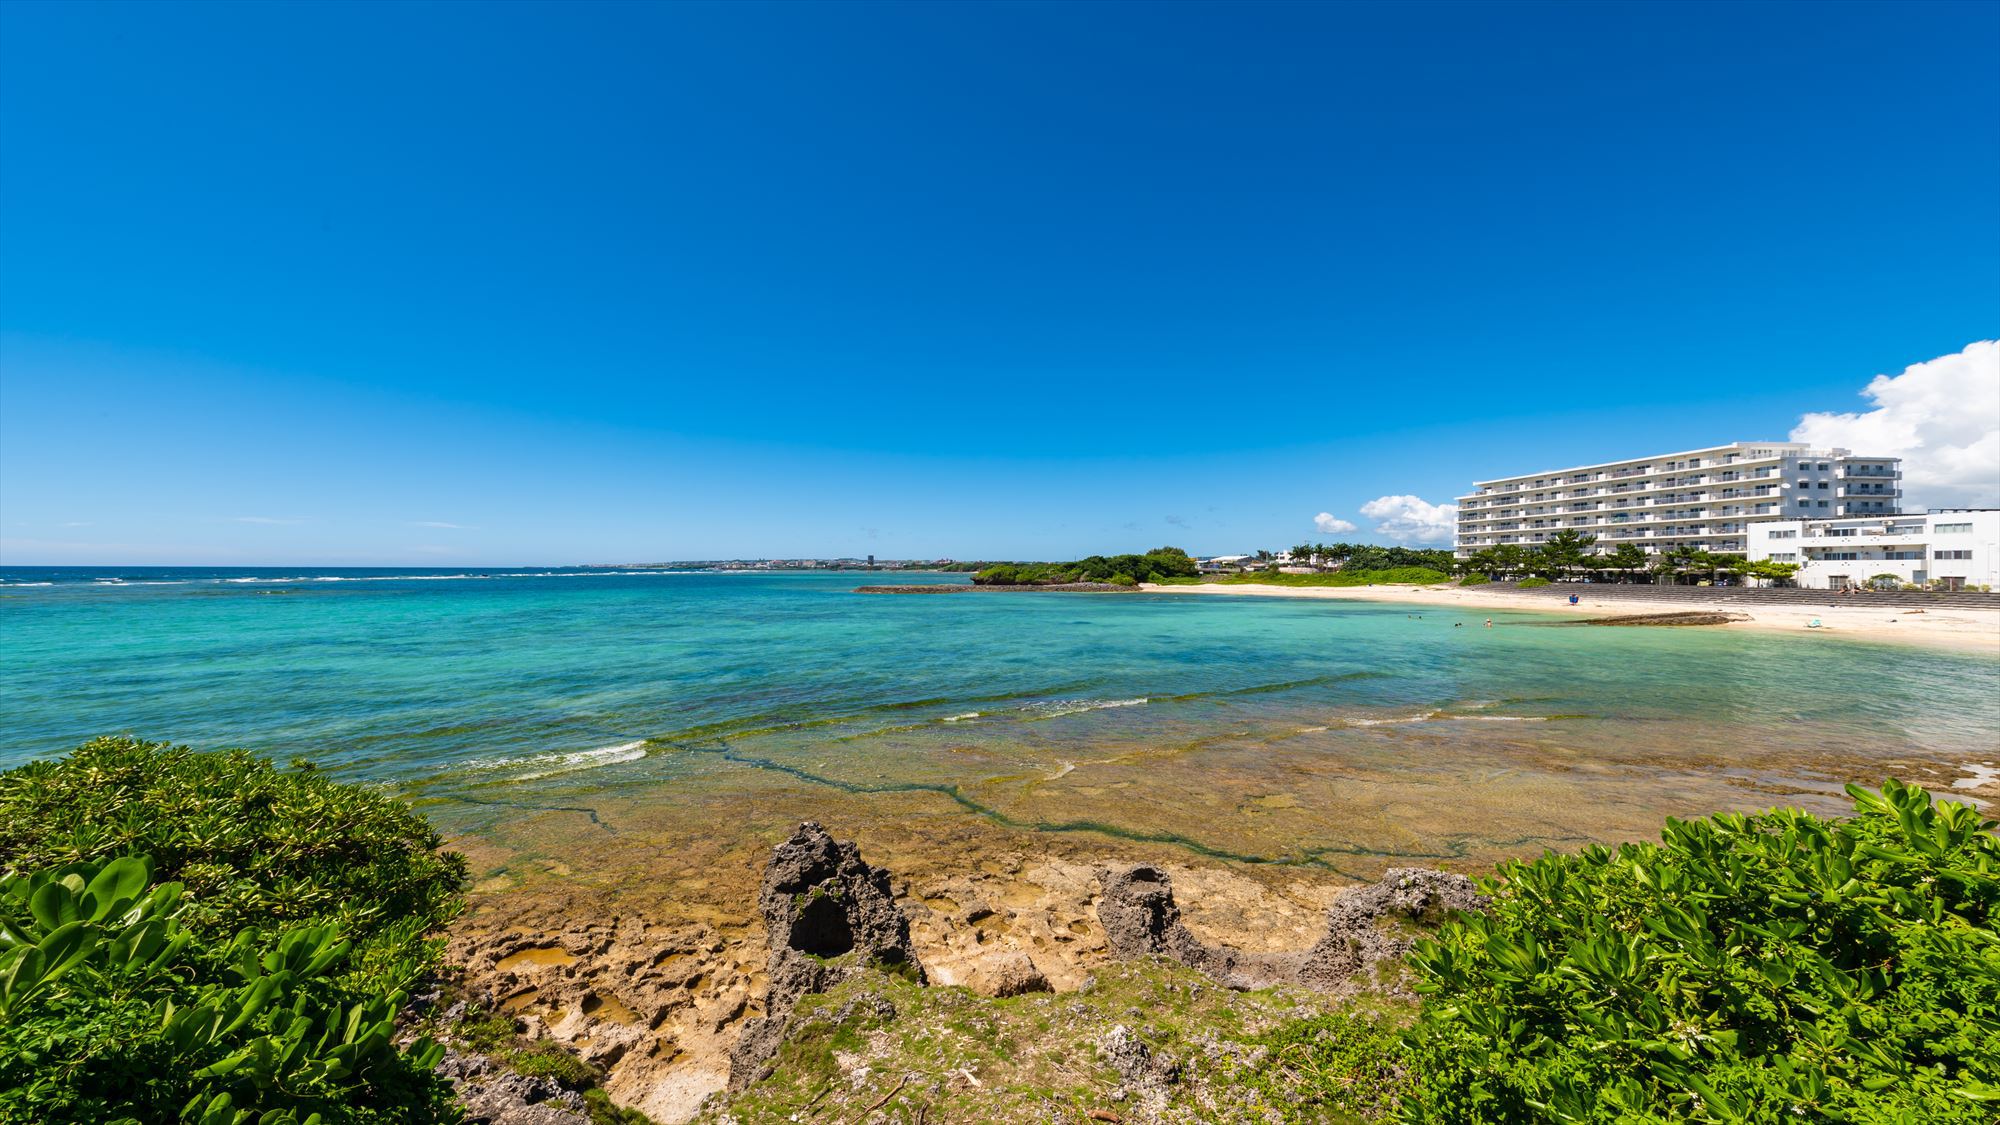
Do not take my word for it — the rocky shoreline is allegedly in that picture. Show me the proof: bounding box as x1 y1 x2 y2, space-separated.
439 824 1485 1124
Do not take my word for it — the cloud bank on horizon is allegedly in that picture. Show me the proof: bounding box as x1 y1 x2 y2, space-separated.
1328 340 1999 547
1789 339 1999 509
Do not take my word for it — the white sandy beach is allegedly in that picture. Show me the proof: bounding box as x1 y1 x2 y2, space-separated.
1141 582 2000 654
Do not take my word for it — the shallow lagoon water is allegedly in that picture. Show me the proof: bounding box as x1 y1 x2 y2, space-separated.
4 567 1997 894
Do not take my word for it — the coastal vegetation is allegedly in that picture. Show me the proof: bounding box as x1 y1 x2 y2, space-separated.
1457 533 1803 587
1284 543 1459 574
973 546 1199 586
1216 566 1452 588
0 737 467 1124
0 738 646 1125
1403 779 1999 1121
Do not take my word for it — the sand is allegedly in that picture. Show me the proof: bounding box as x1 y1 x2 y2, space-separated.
1140 582 2000 654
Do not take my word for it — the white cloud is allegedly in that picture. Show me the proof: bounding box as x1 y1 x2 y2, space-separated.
1790 340 2000 508
229 516 303 525
408 521 474 529
1313 512 1357 534
1359 495 1459 544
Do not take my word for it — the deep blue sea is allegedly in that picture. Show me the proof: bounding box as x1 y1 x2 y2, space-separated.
4 566 1996 871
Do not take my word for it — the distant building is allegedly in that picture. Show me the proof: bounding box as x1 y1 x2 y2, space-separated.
1455 442 1902 558
1747 509 1999 590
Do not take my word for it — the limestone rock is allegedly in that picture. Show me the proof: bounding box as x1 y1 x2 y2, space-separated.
439 1048 591 1125
1297 866 1489 993
727 822 926 1090
962 950 1052 998
1094 863 1485 997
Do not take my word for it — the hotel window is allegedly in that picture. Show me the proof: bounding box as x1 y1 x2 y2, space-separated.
1816 481 1829 489
1935 550 1973 560
1934 523 1973 534
1767 530 1796 539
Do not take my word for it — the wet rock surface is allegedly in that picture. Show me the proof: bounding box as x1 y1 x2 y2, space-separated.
1096 863 1486 996
726 822 926 1091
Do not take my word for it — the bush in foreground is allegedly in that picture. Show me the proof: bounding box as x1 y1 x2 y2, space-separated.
0 856 455 1125
1402 780 2000 1122
0 738 468 1125
1513 576 1551 588
0 736 465 963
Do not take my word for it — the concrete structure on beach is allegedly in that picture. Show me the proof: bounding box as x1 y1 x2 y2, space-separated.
1746 509 2000 591
1454 442 1902 559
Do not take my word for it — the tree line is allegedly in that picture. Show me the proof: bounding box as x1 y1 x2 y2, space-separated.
1288 532 1801 586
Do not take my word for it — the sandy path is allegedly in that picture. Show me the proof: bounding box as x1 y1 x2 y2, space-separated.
1140 582 2000 654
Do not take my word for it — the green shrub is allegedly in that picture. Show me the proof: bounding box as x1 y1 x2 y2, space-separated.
1514 576 1551 588
973 547 1200 585
1401 781 2000 1122
0 856 456 1125
0 736 465 988
0 738 467 1125
1457 574 1489 586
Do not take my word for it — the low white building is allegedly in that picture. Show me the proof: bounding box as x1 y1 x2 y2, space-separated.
1747 509 1999 591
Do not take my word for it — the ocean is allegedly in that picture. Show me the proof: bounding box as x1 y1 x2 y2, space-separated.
3 566 1996 883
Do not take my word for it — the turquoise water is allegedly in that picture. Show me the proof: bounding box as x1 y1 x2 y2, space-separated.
4 567 1996 872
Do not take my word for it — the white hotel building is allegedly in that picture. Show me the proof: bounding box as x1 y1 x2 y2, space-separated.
1747 509 2000 591
1453 442 1903 558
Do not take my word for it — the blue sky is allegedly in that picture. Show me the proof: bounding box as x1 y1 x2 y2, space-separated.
2 0 1996 565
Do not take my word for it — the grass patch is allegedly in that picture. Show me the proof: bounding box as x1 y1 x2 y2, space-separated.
706 959 1402 1124
1228 1010 1415 1123
1513 576 1551 588
507 1040 600 1089
1456 573 1489 586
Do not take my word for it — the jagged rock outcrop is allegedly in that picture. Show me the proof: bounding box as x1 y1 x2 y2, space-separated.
1095 864 1485 996
439 1048 591 1125
727 822 926 1090
1296 867 1488 991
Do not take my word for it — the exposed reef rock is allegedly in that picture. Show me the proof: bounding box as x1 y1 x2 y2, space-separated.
1095 864 1485 996
447 906 761 1124
439 1048 591 1125
726 822 927 1090
1576 611 1753 627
